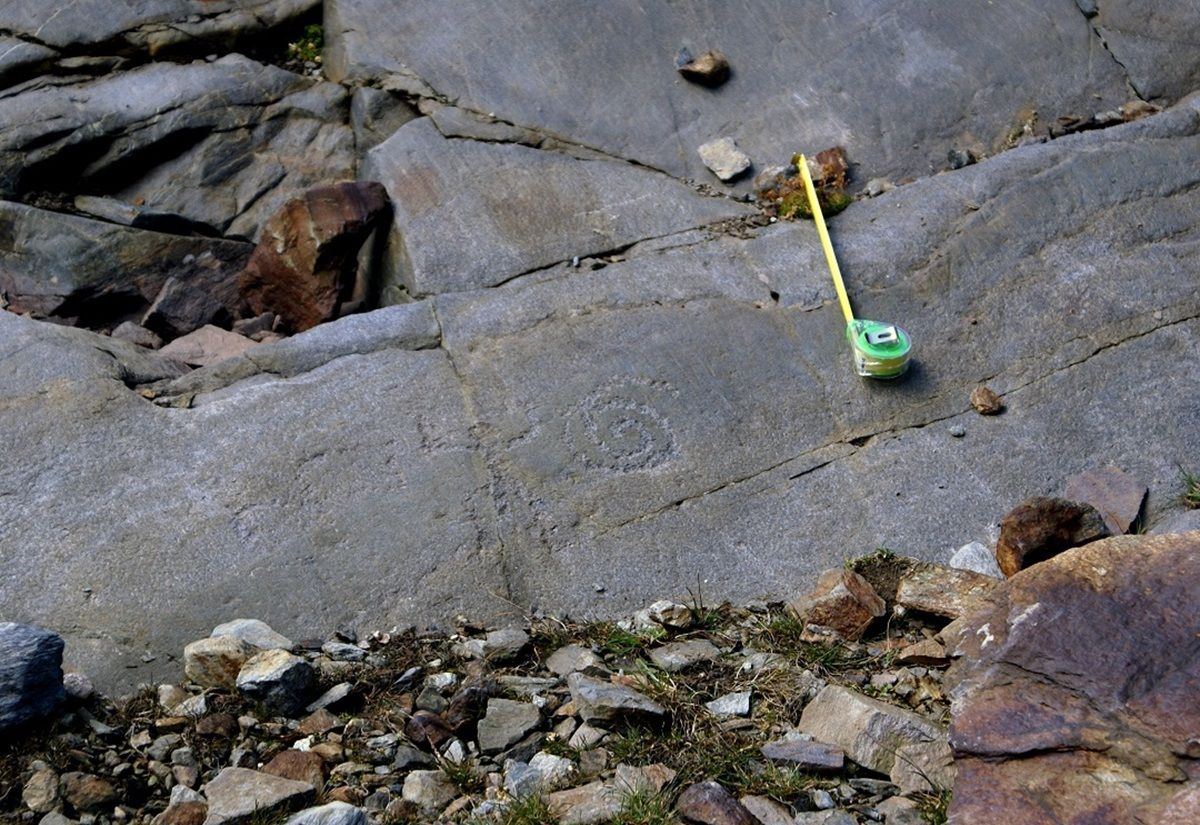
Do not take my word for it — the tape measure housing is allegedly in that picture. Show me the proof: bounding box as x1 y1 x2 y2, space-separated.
848 320 912 379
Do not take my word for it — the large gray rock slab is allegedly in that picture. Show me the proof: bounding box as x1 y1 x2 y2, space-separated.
0 623 65 731
0 308 503 691
4 101 1200 692
431 99 1200 616
360 118 751 297
1084 0 1200 100
0 55 353 239
0 201 253 329
328 0 1131 186
0 1 317 54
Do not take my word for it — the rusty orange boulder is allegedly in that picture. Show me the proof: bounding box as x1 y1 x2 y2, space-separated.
239 181 391 332
943 532 1200 824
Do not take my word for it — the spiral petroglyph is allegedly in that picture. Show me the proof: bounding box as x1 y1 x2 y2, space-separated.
566 380 678 473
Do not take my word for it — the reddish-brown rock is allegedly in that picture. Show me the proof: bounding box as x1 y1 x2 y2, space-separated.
676 781 762 825
969 385 1004 414
994 496 1110 577
786 568 885 641
404 710 454 751
158 325 257 368
944 533 1200 824
153 801 207 825
59 772 117 813
239 181 391 332
262 750 326 789
195 712 239 738
1063 466 1147 534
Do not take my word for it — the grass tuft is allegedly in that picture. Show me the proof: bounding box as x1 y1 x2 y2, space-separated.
1180 466 1200 509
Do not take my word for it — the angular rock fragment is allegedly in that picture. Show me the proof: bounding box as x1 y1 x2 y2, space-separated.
263 751 326 790
546 644 604 676
210 619 293 652
994 496 1110 577
158 326 257 368
648 639 721 672
895 564 997 620
969 386 1003 414
567 673 666 724
477 698 543 754
798 686 944 775
698 137 752 181
361 118 750 297
1063 466 1146 534
202 767 314 825
400 770 457 815
944 533 1200 823
787 569 885 640
239 182 391 332
59 773 117 813
676 781 762 825
0 623 64 732
235 650 314 716
678 49 731 86
284 802 367 825
760 738 844 772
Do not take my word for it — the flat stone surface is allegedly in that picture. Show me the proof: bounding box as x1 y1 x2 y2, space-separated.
0 56 353 239
760 738 844 772
202 767 314 825
798 686 943 775
944 532 1200 823
477 698 542 755
360 118 750 298
1086 0 1200 100
211 619 293 652
327 0 1132 186
648 639 721 672
1063 465 1147 534
4 97 1200 692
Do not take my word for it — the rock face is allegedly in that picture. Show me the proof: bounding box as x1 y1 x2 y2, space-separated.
1063 466 1147 534
0 56 353 239
943 532 1200 823
0 201 253 331
326 0 1133 185
994 496 1110 576
0 623 64 731
0 1 318 54
4 15 1200 693
1084 0 1200 100
239 182 392 332
360 118 750 299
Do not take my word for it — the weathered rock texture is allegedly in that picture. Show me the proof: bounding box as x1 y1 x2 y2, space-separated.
327 0 1132 185
943 532 1200 824
0 623 64 731
0 56 353 239
240 182 391 331
360 118 750 298
994 496 1110 577
2 13 1200 691
0 1 318 54
0 201 253 330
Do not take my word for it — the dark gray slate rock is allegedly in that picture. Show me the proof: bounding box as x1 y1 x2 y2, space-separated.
328 0 1130 185
360 118 751 297
3 99 1200 692
0 623 65 731
1086 0 1200 100
0 55 353 239
0 0 318 54
0 37 55 88
0 201 253 331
